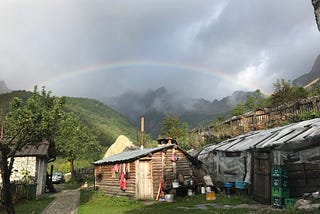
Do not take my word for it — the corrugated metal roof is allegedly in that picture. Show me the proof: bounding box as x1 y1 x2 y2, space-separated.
93 144 174 165
15 142 50 157
256 119 320 149
200 118 320 153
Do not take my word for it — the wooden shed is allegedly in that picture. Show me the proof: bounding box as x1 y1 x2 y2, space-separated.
93 139 203 200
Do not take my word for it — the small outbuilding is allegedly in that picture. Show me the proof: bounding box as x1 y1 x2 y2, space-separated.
198 118 320 204
93 138 203 200
3 141 56 197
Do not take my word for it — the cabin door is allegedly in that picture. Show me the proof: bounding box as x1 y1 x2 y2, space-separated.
253 151 271 204
137 160 153 200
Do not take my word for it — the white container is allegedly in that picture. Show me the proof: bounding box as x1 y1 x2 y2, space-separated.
206 186 211 193
188 189 193 196
172 181 179 188
165 194 174 202
201 187 206 194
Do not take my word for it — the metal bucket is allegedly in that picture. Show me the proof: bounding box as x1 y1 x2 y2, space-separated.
165 194 174 202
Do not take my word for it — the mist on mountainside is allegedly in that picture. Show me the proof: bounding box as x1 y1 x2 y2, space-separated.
107 87 253 137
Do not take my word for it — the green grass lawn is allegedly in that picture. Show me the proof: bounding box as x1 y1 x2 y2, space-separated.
79 189 303 214
78 189 144 214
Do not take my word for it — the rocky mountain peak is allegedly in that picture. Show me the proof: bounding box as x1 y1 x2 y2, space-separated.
0 80 12 94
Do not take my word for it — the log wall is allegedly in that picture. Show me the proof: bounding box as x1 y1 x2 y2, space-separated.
94 162 136 197
94 147 200 199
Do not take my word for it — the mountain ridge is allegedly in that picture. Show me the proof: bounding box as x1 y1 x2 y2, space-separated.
107 88 253 137
293 54 320 86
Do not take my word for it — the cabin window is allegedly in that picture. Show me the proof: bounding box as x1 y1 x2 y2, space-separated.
97 173 103 182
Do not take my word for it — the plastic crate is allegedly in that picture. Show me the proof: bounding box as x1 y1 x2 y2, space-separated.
284 198 297 208
271 177 288 188
271 187 290 198
224 182 234 188
271 167 288 178
272 197 284 209
235 180 248 189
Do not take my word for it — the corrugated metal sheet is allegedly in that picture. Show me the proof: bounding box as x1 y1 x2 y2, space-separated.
15 142 49 157
200 118 320 153
93 144 174 165
256 118 320 149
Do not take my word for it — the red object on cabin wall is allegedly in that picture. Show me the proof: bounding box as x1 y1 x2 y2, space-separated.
120 163 127 190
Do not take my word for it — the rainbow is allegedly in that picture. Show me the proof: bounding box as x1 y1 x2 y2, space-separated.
42 60 259 92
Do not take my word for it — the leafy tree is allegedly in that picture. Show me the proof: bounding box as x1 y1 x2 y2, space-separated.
55 112 101 180
160 115 189 149
0 86 65 214
209 116 230 143
245 89 269 110
230 103 246 116
270 79 307 106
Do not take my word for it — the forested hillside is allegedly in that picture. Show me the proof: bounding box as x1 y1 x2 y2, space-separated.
63 97 138 147
0 90 32 112
0 91 139 147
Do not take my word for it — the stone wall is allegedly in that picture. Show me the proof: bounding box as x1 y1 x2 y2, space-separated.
0 156 48 196
0 156 36 183
11 157 37 181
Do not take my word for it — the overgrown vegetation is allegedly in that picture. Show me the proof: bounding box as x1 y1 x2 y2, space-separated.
0 198 53 214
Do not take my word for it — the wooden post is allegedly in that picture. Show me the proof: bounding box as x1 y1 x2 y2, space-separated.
140 116 145 149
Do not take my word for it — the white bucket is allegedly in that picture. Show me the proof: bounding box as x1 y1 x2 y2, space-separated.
165 194 174 202
172 181 179 188
206 186 211 193
201 187 206 194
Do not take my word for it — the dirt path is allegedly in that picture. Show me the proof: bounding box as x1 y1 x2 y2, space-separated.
41 188 80 214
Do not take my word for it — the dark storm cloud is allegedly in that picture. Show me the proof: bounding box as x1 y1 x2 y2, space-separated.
0 0 319 100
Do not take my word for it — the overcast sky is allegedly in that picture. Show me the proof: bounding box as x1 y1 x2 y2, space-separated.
0 0 319 101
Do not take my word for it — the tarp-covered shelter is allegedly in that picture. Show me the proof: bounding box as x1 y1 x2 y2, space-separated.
93 138 203 200
103 135 138 158
198 118 320 204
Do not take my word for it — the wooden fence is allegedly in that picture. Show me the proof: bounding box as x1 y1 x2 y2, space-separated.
195 96 320 140
74 166 94 182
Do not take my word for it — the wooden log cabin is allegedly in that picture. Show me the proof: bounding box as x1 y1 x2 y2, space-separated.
93 138 203 200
